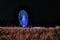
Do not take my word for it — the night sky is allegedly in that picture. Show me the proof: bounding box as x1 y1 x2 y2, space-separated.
0 0 57 27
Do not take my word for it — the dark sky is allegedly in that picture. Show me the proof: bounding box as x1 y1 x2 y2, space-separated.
0 0 57 27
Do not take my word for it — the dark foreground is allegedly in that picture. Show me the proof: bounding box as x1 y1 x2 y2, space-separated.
0 26 60 40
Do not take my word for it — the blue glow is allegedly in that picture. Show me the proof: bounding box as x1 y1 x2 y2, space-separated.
18 10 28 27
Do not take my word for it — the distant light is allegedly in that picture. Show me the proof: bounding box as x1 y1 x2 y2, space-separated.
18 10 28 27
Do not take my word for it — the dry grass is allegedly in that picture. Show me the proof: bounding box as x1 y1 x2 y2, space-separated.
0 26 60 40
